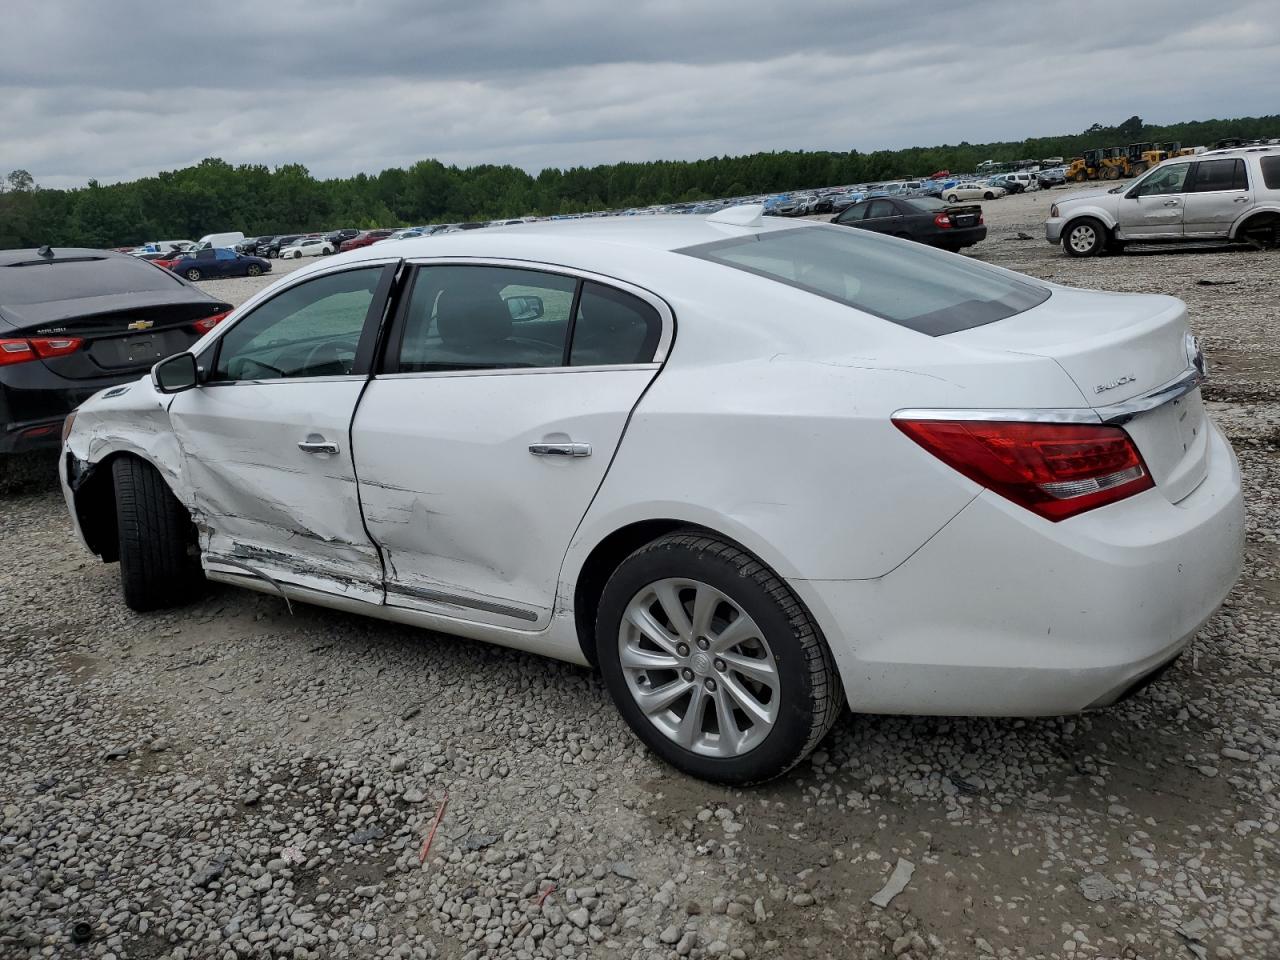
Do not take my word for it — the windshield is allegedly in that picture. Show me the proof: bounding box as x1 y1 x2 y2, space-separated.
679 225 1050 336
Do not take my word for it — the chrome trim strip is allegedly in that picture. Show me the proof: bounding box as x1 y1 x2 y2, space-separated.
373 363 660 381
892 407 1103 424
1095 365 1204 425
386 583 539 622
893 364 1205 428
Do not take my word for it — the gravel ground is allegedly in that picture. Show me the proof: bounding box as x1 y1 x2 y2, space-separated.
2 195 1278 960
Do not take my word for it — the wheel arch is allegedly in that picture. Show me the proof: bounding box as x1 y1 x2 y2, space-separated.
1232 206 1280 241
568 517 828 672
69 449 190 561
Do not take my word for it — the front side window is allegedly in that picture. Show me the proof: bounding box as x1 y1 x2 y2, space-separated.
681 225 1050 337
1189 158 1248 192
212 267 382 381
836 203 870 223
1132 163 1191 197
395 265 576 372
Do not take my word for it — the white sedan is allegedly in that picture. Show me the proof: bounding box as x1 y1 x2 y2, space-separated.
278 237 334 258
943 182 1008 202
60 208 1243 783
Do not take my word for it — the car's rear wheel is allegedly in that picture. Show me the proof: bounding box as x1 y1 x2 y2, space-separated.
184 268 202 281
247 264 262 276
112 457 204 612
596 531 844 784
1063 217 1107 257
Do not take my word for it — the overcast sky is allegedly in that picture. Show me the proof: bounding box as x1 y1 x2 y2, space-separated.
4 0 1278 189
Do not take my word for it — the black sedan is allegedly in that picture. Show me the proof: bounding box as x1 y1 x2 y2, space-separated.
166 247 272 282
1 247 231 478
830 197 986 252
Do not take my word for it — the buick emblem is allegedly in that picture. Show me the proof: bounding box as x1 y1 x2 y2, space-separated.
1094 375 1135 395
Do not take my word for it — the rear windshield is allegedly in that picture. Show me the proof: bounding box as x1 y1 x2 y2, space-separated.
904 197 947 213
679 225 1050 336
0 256 183 305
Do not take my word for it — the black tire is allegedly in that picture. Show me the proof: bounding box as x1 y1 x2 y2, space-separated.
1062 217 1108 257
184 268 202 282
1239 215 1280 249
247 264 262 277
595 531 844 784
946 194 959 202
112 457 204 612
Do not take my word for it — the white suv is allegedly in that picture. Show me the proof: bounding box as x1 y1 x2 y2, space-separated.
1044 144 1280 256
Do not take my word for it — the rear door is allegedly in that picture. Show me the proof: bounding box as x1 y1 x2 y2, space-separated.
1181 158 1251 237
1116 162 1192 237
352 261 671 629
169 261 398 601
860 200 900 235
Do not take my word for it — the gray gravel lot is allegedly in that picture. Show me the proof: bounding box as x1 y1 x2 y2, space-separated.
2 194 1278 960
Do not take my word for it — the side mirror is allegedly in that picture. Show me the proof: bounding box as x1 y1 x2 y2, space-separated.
505 294 545 322
152 352 199 394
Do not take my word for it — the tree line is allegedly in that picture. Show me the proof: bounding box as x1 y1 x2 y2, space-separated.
2 114 1278 250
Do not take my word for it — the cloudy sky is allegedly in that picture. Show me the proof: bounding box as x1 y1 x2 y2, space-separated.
4 0 1278 189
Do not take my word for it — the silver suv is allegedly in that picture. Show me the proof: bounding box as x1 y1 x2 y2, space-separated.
1044 144 1280 256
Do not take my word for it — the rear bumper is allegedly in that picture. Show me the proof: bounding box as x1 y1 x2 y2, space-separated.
792 421 1244 716
1045 218 1066 243
1 370 129 453
932 226 987 247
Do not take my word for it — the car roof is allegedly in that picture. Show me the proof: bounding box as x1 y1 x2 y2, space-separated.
1193 143 1280 160
339 210 808 261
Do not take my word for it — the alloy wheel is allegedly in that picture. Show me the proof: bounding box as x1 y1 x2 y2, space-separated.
1068 224 1097 253
618 578 779 758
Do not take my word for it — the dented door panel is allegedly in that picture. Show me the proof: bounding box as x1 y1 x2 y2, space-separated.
168 378 385 601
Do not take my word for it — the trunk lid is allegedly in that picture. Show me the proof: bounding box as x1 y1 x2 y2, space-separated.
952 286 1207 502
944 203 982 228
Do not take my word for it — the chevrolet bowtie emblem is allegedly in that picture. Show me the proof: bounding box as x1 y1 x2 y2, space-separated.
127 320 154 331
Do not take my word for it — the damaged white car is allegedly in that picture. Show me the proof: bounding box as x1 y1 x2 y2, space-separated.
61 208 1244 783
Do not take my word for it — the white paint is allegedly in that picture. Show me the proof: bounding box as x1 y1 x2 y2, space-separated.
61 213 1245 716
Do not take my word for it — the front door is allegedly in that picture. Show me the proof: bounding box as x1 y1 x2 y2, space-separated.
169 262 397 601
1181 157 1252 237
352 262 670 629
1116 162 1191 238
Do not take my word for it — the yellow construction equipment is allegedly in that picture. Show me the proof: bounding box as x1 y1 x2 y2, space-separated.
1124 142 1172 177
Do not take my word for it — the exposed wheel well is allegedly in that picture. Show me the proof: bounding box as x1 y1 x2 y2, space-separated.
69 452 195 563
571 519 698 665
1237 211 1280 244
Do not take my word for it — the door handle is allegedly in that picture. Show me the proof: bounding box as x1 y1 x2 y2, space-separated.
1233 196 1249 202
529 441 592 458
298 437 340 455
1162 200 1180 206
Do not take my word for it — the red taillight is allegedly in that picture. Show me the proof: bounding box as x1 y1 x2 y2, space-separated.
0 337 85 366
978 213 985 225
894 418 1154 521
933 212 952 229
194 310 231 334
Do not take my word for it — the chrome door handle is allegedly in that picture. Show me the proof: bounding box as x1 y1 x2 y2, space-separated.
529 441 591 458
298 438 340 455
1162 200 1180 206
1233 196 1249 202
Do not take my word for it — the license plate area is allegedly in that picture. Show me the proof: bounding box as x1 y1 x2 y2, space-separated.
88 330 191 370
1124 389 1209 503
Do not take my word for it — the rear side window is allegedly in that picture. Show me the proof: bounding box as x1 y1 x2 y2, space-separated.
0 256 183 305
1189 158 1248 192
569 282 662 366
681 225 1050 337
1260 156 1280 190
867 200 896 219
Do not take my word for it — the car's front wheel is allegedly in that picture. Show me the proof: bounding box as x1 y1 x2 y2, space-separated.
184 268 202 281
1063 217 1108 257
247 264 262 276
596 531 844 784
112 457 204 612
946 194 959 202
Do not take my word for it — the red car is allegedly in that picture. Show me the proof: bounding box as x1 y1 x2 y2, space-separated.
338 229 395 253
